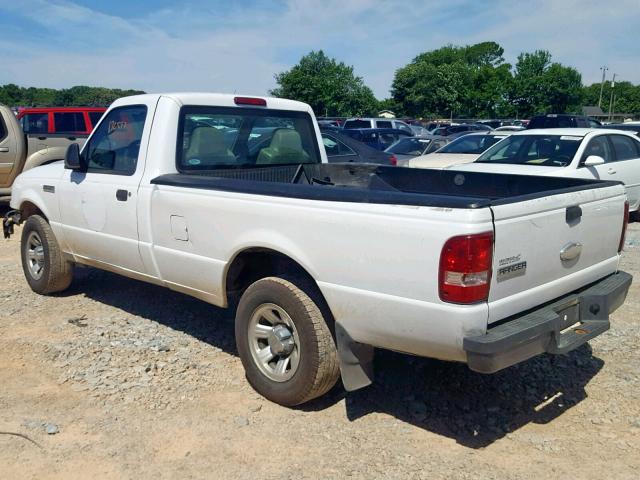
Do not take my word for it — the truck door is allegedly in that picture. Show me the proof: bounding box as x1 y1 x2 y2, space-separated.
58 100 156 274
0 105 26 190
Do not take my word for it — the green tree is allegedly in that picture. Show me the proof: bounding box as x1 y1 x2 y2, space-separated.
270 50 379 117
391 42 511 118
583 81 640 117
509 50 582 117
0 84 145 107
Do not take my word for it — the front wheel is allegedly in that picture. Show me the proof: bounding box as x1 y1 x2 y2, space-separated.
20 215 73 294
235 277 340 406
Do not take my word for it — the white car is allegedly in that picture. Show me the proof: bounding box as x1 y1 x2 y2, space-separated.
451 128 640 212
494 125 525 132
3 95 632 407
408 132 511 169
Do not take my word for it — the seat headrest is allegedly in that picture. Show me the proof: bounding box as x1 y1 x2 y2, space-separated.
270 129 303 150
189 127 227 155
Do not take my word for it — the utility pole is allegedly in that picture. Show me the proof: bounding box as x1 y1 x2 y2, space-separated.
598 66 608 108
612 94 617 122
608 73 617 122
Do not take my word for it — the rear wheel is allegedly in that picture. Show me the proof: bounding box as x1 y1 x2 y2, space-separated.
20 215 73 294
235 277 339 406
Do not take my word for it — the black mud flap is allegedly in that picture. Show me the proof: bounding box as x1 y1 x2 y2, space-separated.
335 322 375 392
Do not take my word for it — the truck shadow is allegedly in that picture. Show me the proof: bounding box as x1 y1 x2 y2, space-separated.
316 346 603 448
69 266 603 449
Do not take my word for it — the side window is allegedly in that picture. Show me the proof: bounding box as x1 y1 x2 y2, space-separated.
379 133 396 147
22 113 49 134
322 134 355 156
322 134 340 156
88 111 104 130
377 120 392 129
610 135 639 161
0 115 7 141
581 136 613 164
85 105 147 175
54 112 86 133
395 122 412 134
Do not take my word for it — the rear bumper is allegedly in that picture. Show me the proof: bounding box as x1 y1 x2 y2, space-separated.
464 271 632 373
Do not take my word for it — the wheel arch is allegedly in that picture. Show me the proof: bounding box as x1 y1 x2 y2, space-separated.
224 247 322 307
19 199 48 222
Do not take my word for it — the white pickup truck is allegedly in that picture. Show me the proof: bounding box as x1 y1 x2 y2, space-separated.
3 93 632 406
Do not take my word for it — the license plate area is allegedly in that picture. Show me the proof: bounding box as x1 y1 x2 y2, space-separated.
555 300 580 332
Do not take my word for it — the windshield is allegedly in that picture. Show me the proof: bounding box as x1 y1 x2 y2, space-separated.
475 134 583 167
437 134 507 154
386 138 432 156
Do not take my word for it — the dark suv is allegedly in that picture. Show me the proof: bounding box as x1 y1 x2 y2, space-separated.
527 114 601 129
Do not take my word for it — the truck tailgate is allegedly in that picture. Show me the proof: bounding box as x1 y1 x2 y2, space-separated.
487 184 626 324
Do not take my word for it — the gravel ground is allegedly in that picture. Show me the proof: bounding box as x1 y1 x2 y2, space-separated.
1 218 639 479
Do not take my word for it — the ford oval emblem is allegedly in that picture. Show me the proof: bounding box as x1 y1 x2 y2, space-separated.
560 242 582 261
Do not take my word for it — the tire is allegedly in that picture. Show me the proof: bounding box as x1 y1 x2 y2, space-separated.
20 215 73 294
235 276 340 406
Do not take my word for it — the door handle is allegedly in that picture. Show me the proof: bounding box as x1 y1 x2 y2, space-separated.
37 136 47 140
0 147 9 153
116 189 129 201
608 168 616 174
67 136 76 141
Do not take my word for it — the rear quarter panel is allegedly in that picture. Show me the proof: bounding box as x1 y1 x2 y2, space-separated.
143 183 495 361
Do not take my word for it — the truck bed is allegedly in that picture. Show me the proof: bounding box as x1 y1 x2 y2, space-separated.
151 163 620 208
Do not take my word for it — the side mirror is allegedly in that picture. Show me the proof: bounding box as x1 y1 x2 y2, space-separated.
64 143 85 171
583 155 605 166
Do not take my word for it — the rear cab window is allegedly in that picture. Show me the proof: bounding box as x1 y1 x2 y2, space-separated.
177 106 321 171
343 119 372 129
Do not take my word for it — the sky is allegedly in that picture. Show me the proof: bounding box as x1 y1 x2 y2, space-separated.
0 0 638 99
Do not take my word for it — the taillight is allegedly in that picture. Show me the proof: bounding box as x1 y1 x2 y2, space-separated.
439 232 494 304
234 96 267 106
619 201 629 253
389 154 398 166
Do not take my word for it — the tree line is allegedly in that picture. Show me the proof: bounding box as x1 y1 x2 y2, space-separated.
3 42 639 120
272 43 640 119
0 84 145 108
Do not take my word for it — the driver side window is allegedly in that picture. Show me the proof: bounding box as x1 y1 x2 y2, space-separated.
581 136 613 165
85 105 147 175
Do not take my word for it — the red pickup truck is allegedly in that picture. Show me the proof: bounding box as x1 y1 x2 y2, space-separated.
16 107 106 135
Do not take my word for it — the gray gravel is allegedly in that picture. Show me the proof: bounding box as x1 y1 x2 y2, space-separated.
1 219 639 479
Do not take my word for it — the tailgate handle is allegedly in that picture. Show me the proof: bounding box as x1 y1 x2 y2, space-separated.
566 205 582 224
